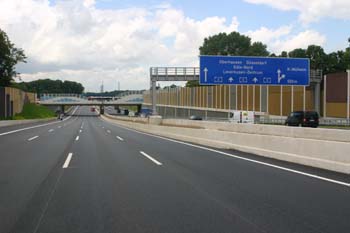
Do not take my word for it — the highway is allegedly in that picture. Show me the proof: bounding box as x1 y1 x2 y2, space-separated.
0 106 349 233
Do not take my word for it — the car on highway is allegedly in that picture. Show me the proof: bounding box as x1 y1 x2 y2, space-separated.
189 115 203 121
285 111 319 127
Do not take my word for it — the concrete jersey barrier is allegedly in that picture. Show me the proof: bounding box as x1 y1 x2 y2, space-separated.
102 114 350 174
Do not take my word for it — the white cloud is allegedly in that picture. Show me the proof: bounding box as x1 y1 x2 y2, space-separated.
0 0 328 91
272 30 326 53
246 26 326 54
0 0 239 91
245 0 350 24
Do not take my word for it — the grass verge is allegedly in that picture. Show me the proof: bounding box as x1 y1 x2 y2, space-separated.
12 103 56 120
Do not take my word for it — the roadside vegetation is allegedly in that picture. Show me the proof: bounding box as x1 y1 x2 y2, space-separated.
12 104 56 120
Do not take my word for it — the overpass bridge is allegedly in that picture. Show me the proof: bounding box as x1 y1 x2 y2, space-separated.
38 92 144 114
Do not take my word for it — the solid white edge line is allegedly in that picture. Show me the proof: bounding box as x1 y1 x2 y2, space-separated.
0 106 79 137
103 118 350 188
28 136 39 141
63 153 73 168
116 136 124 141
75 136 79 141
140 151 162 165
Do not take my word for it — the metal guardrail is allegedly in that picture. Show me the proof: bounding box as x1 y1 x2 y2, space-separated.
150 67 200 76
117 90 145 97
150 67 200 82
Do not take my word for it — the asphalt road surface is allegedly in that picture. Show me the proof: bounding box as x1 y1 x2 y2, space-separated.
0 106 349 233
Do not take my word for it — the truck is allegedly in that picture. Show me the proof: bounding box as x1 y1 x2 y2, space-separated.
229 111 254 123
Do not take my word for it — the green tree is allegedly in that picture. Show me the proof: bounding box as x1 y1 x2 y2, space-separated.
199 32 269 56
0 28 26 86
14 79 84 94
288 48 306 58
247 42 269 56
280 51 288 57
186 80 200 87
305 45 327 70
192 31 269 87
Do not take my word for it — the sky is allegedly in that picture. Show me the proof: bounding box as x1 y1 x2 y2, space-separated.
0 0 349 92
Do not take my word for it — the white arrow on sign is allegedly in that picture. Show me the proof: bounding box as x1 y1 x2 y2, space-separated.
204 68 208 82
228 77 234 82
277 69 286 83
252 77 258 83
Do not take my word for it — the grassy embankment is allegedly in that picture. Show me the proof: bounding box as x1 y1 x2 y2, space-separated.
0 103 56 120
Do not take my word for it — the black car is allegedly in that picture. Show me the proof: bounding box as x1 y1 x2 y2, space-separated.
285 111 319 128
189 115 203 121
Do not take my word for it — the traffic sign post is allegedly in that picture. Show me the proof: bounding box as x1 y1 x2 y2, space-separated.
200 55 310 86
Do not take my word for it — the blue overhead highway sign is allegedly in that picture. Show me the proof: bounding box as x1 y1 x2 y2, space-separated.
200 55 310 86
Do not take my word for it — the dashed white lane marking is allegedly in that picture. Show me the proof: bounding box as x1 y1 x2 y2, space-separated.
75 136 80 141
63 153 73 168
116 136 124 141
140 151 162 166
107 130 111 134
103 119 350 188
28 136 39 141
48 129 54 132
79 129 82 133
58 126 62 129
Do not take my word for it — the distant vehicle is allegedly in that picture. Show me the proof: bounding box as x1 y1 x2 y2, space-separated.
285 111 319 128
229 111 254 123
140 108 152 117
91 107 95 112
57 113 64 120
189 115 202 121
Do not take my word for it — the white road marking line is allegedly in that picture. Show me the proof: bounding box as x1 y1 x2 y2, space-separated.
116 136 124 141
79 129 82 133
0 106 78 137
58 126 62 129
48 129 54 132
107 130 111 133
103 119 350 188
75 136 79 141
63 153 73 168
28 136 39 141
140 151 162 166
102 126 105 129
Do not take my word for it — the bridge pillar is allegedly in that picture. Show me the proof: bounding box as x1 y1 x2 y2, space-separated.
151 76 158 115
60 105 65 114
100 105 104 114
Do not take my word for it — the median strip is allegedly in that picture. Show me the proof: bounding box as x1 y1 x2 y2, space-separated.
63 153 73 168
140 151 162 166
